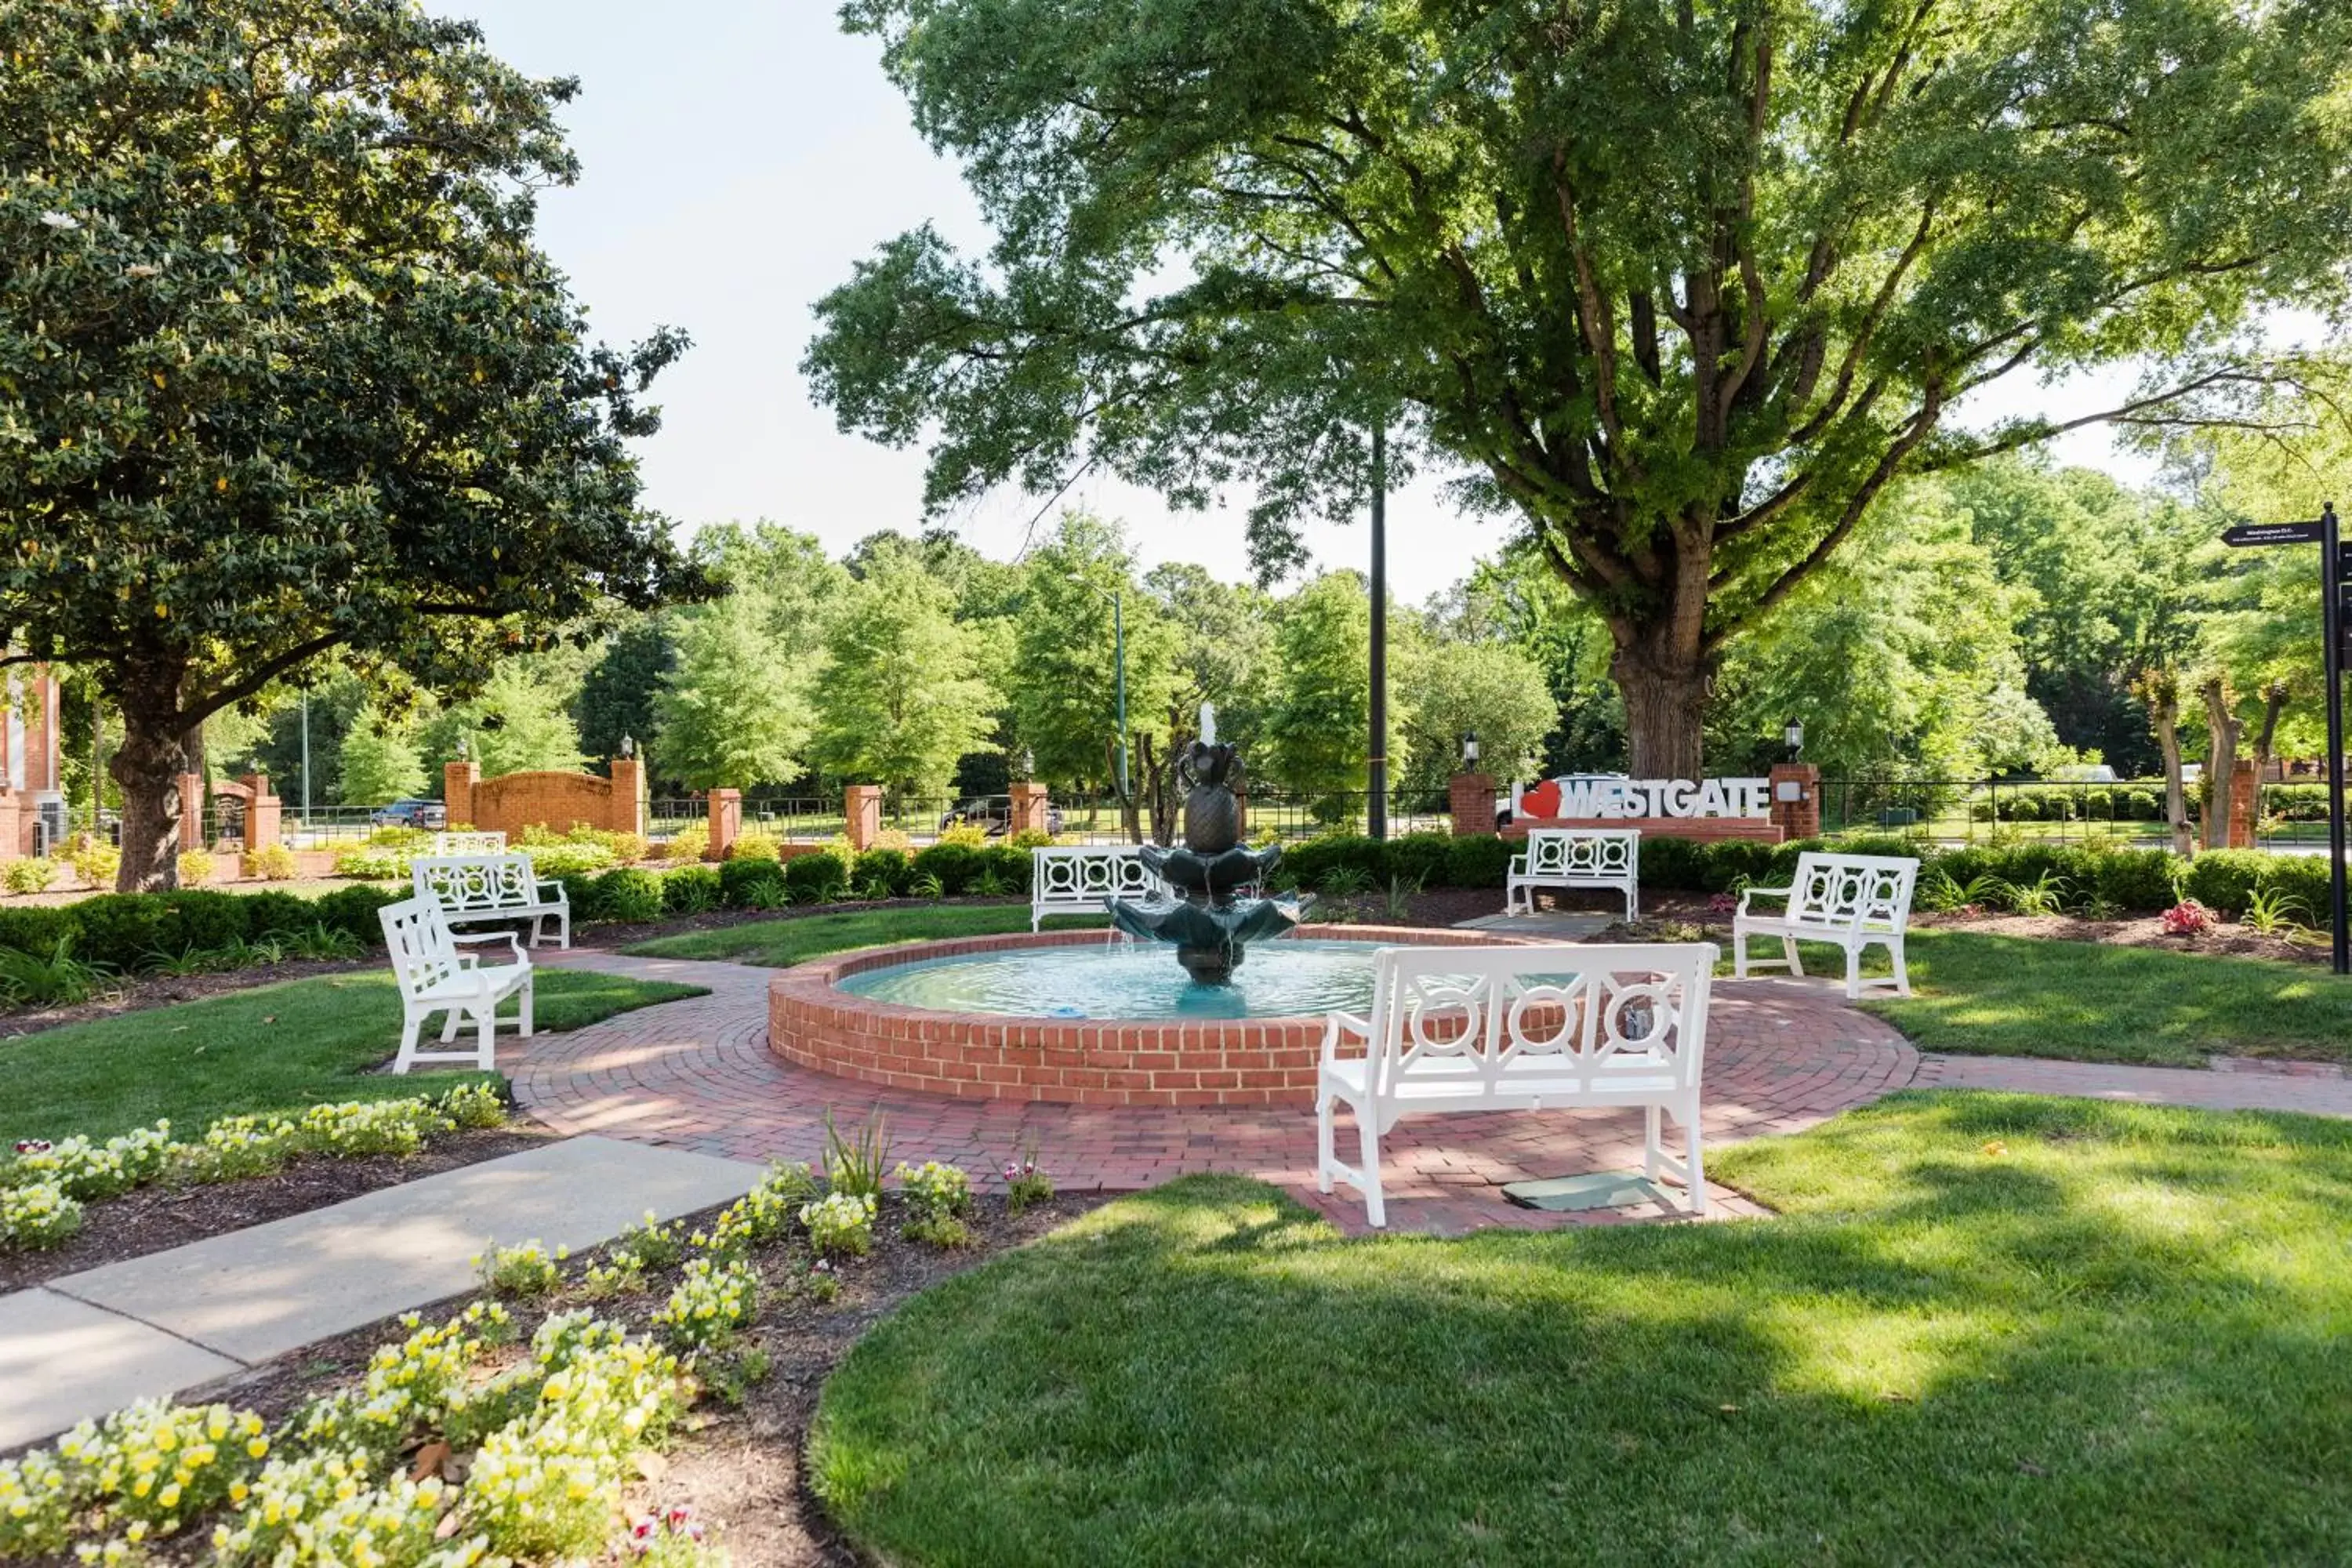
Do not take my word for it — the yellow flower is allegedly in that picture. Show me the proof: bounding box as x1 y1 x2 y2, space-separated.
247 1437 269 1458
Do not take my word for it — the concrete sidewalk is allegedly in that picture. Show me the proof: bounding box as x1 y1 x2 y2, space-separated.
0 1135 759 1452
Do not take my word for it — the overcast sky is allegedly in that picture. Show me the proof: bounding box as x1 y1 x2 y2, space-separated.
430 0 2157 594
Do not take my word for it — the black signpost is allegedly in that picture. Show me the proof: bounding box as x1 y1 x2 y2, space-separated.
2224 501 2347 975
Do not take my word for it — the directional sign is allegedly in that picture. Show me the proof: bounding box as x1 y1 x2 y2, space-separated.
2223 520 2328 547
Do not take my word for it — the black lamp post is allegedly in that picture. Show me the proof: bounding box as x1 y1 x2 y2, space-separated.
1461 731 1480 770
1784 719 1804 763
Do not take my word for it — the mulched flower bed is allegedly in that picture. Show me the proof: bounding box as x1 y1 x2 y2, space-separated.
137 1187 1106 1565
0 1126 557 1294
584 894 1030 949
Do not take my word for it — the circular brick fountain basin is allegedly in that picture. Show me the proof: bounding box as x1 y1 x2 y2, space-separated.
767 923 1527 1109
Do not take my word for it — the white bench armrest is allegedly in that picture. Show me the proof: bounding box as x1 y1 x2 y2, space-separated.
452 929 528 965
1508 853 1529 873
1737 884 1794 916
1321 1010 1370 1066
534 879 567 900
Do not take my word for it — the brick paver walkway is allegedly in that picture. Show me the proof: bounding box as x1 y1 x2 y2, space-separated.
520 953 1917 1235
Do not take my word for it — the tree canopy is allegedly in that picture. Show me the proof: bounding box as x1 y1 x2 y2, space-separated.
815 553 998 797
0 0 707 885
653 595 815 789
808 0 2352 776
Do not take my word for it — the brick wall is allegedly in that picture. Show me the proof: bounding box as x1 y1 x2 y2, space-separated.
446 758 644 839
1502 816 1784 844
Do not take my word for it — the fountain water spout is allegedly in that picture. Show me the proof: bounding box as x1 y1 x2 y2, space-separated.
1108 739 1298 984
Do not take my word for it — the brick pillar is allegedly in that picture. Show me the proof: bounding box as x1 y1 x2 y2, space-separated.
0 791 19 862
844 784 881 852
444 760 479 829
608 756 646 836
177 772 205 851
1448 772 1497 836
1768 762 1820 842
1008 782 1051 837
2227 759 2260 849
706 788 742 862
241 773 281 851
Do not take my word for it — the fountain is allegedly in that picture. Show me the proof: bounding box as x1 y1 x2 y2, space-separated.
1107 714 1299 984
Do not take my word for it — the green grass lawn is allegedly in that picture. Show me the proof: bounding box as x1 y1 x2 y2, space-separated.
0 968 702 1142
1853 929 2352 1067
811 1093 2352 1565
622 904 1091 966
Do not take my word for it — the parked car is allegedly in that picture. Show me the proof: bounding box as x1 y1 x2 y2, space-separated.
370 798 448 830
939 795 1065 837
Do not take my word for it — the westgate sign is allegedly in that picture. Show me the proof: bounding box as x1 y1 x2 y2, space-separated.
1514 776 1773 821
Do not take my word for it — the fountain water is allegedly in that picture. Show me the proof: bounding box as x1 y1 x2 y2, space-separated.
1108 735 1301 983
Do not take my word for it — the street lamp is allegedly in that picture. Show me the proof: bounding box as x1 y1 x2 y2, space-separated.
1069 575 1129 800
1018 746 1035 782
1461 730 1480 769
1784 718 1804 761
619 733 636 759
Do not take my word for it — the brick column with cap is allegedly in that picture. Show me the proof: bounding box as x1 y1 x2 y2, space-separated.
608 756 646 836
1768 762 1821 841
2227 759 2260 849
707 788 742 862
240 773 281 850
1008 782 1051 837
844 785 882 852
443 760 479 829
1448 773 1497 837
177 773 205 851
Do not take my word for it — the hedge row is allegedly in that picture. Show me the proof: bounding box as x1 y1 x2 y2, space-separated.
0 886 408 974
1276 829 2326 917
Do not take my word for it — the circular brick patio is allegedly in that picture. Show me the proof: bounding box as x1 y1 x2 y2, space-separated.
517 951 1918 1235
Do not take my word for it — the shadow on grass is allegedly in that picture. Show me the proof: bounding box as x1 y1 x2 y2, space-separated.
810 1093 2352 1567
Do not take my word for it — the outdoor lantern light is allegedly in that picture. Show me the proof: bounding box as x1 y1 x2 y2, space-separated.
1018 747 1035 780
619 733 636 759
454 737 469 761
1461 731 1480 766
1784 719 1804 758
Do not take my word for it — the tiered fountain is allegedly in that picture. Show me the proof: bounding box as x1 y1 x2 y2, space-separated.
1107 730 1299 983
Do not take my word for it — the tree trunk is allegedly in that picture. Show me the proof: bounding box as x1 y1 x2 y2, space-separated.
1612 649 1711 780
2250 680 2289 834
2149 689 2194 858
110 714 185 892
2200 677 2242 852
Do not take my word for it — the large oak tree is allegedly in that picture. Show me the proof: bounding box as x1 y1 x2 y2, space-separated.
1 0 709 887
805 0 2352 775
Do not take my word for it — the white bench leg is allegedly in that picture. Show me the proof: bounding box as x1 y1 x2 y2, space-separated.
1889 938 1911 998
1683 1104 1708 1216
1780 936 1802 978
519 974 535 1038
1642 1105 1661 1180
474 1000 497 1071
393 1013 423 1075
439 1007 461 1044
1315 1092 1336 1193
1357 1112 1386 1229
1733 927 1753 978
1844 942 1863 1000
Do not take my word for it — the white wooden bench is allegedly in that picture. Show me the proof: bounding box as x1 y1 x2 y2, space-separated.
429 830 506 855
1030 845 1162 931
1733 851 1918 998
1506 828 1640 920
1319 942 1716 1227
379 896 534 1073
412 852 572 949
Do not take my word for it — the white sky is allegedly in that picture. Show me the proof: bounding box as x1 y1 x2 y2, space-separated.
432 0 2157 593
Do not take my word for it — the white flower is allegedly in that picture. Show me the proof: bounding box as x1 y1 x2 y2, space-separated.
38 211 80 230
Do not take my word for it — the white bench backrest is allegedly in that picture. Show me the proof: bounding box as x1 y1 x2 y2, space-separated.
430 830 506 855
1033 846 1160 905
1787 853 1918 933
1522 828 1639 878
412 853 541 911
379 896 463 999
1361 942 1715 1100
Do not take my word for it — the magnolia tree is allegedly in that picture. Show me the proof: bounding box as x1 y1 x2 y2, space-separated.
0 0 707 887
807 0 2352 776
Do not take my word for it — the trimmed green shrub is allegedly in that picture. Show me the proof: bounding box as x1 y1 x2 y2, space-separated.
240 890 315 936
728 855 795 907
2093 849 2178 911
1382 832 1453 889
0 905 78 957
662 863 721 915
68 895 172 971
556 872 604 923
1444 834 1514 888
2125 788 2162 821
909 842 982 897
1283 836 1386 892
593 868 665 924
2179 850 2328 918
977 844 1030 895
1637 835 1711 891
160 890 250 952
311 884 403 945
856 848 914 897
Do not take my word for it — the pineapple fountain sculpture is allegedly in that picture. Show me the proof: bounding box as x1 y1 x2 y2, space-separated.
1108 707 1301 984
